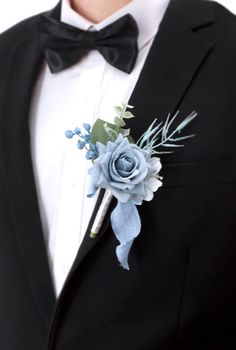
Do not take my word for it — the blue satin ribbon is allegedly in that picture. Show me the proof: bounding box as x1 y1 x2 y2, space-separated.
110 201 141 270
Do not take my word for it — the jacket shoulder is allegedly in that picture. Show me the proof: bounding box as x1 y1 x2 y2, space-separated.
192 0 236 52
210 0 236 35
0 12 46 50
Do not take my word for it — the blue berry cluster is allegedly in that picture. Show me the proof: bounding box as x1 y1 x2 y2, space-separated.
65 123 98 160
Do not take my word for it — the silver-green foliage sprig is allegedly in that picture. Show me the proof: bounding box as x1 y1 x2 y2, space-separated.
136 110 197 154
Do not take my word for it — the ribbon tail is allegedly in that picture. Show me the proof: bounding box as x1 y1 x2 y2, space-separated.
110 201 141 270
116 241 133 270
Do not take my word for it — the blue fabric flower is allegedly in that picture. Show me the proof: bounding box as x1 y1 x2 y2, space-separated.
88 134 162 204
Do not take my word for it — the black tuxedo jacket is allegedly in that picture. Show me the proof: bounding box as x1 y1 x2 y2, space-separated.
0 0 236 349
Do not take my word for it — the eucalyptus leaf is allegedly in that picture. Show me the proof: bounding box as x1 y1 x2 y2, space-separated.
103 123 118 141
123 111 135 119
120 128 130 137
114 117 126 127
90 119 117 145
114 106 123 116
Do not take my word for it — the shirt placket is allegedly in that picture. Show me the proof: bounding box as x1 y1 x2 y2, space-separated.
51 51 106 296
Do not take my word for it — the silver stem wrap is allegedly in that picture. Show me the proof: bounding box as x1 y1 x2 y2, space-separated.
90 190 113 238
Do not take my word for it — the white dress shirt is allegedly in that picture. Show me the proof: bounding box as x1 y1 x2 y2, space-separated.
29 0 170 297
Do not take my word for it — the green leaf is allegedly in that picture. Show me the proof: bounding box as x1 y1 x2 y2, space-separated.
103 123 118 141
123 111 135 119
114 106 123 116
119 129 135 144
90 119 117 145
120 128 130 137
114 116 126 127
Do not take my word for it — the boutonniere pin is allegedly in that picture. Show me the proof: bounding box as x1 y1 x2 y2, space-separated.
65 105 197 270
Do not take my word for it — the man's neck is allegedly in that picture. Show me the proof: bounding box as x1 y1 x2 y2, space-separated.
71 0 132 23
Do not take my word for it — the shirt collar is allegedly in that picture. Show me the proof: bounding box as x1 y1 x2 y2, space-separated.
61 0 170 50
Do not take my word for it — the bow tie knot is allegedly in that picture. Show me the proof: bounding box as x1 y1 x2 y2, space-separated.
78 31 98 49
40 14 139 74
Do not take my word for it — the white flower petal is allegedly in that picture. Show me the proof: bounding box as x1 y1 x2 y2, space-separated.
149 157 162 173
145 176 163 192
143 188 154 202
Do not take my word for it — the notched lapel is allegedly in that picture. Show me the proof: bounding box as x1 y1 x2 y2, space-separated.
0 27 56 327
127 0 215 149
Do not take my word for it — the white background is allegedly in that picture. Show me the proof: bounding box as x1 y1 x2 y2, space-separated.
0 0 235 33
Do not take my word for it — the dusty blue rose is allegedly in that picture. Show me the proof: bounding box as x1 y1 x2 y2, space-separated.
88 134 162 204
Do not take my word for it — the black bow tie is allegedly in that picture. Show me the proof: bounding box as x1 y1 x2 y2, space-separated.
40 14 139 74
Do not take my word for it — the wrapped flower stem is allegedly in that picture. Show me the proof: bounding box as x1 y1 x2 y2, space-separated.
90 190 113 238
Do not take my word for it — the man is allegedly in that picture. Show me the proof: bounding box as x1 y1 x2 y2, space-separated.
0 0 235 349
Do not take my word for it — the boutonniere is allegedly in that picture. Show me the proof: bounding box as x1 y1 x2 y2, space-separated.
65 105 197 270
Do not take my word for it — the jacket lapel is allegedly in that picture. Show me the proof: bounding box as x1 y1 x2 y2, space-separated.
65 0 215 280
128 0 215 143
0 21 56 327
